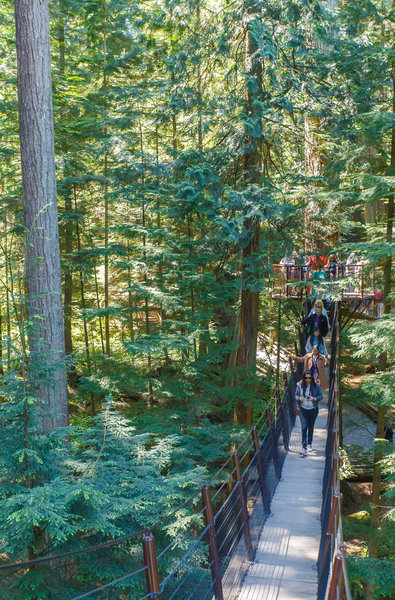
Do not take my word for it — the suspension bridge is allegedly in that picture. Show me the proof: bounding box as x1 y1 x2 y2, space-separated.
0 265 377 600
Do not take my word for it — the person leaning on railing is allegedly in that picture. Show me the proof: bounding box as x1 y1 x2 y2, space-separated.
295 370 323 456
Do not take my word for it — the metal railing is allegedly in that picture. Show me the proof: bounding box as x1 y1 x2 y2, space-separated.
0 369 299 600
143 370 298 600
272 264 379 300
317 303 352 600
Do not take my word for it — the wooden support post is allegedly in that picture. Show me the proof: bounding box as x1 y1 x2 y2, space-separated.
276 387 289 451
285 371 296 422
278 402 289 452
328 491 343 542
319 490 343 584
276 297 281 387
266 406 281 480
327 553 344 600
282 372 289 388
251 426 270 514
201 485 224 600
232 451 254 561
275 386 280 415
142 532 161 600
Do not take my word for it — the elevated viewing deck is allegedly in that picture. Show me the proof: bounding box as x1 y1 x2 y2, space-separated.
271 264 378 302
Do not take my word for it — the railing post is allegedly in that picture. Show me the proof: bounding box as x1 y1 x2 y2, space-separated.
201 485 224 600
275 386 280 415
327 553 344 600
276 388 289 452
266 406 281 480
282 372 289 388
318 487 342 589
142 531 161 600
285 371 296 423
251 426 270 514
232 451 254 561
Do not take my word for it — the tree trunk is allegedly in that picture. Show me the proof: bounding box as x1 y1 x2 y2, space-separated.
0 307 3 375
234 0 262 425
14 0 68 432
140 123 154 403
304 115 321 253
197 4 203 152
4 218 12 370
74 186 95 415
367 57 395 600
383 59 394 315
58 6 74 377
102 0 111 357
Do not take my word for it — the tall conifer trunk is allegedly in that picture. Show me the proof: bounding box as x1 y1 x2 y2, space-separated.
14 0 68 431
234 0 262 425
58 4 74 377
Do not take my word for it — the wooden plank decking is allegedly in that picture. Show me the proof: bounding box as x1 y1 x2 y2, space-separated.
237 394 328 600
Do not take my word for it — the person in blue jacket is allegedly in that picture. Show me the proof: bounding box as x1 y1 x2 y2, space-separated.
295 370 323 456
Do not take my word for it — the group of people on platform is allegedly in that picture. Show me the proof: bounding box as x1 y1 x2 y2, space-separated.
280 250 383 315
279 251 342 280
290 299 331 457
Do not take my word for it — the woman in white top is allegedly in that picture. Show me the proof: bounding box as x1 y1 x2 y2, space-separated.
295 370 323 455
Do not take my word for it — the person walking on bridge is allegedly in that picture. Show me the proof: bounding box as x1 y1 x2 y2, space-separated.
305 329 329 359
296 370 323 455
306 299 330 330
291 346 329 390
302 304 328 339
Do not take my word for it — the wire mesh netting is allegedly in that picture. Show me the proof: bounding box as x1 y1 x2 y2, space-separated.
317 303 344 600
159 526 214 600
0 540 148 600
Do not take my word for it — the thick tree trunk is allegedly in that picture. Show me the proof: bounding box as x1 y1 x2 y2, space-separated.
14 0 68 431
234 0 262 425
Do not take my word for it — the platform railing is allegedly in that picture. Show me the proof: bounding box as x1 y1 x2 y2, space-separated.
317 303 352 600
272 264 378 300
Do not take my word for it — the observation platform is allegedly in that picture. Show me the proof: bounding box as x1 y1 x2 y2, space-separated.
237 393 328 600
271 264 376 302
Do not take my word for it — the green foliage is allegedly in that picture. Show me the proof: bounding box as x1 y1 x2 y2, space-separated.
348 557 395 599
1 0 394 597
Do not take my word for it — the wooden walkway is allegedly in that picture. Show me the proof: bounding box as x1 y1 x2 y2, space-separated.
237 393 328 600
